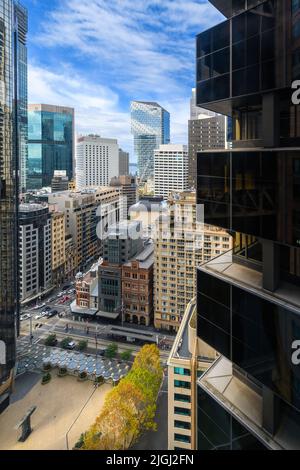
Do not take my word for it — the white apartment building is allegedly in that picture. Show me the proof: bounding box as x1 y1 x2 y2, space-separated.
19 204 52 302
76 135 119 190
154 144 189 199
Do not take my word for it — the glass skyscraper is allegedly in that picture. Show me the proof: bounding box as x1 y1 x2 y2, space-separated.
195 0 300 450
131 101 170 181
27 104 74 189
14 1 28 192
0 0 25 413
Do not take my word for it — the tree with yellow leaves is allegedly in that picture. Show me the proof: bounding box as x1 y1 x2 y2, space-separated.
82 344 163 450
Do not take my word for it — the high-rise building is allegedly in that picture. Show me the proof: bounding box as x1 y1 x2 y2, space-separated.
0 0 27 412
51 170 69 193
188 89 227 189
119 148 129 176
19 204 52 302
76 135 119 190
122 243 154 326
131 101 170 181
14 2 28 192
195 0 300 450
48 188 121 271
27 104 74 189
49 206 66 286
154 144 189 199
154 191 232 332
110 175 138 218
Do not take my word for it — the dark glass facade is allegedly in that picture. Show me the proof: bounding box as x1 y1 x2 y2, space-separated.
197 150 300 247
198 388 267 450
196 0 300 449
0 0 24 411
14 2 28 192
27 105 74 189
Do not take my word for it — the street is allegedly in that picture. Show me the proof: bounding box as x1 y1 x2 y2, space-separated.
19 282 175 362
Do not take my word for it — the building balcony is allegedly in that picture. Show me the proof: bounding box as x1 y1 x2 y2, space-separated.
198 356 300 450
198 248 300 312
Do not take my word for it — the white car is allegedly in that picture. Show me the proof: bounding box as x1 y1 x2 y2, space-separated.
35 313 44 320
20 314 31 321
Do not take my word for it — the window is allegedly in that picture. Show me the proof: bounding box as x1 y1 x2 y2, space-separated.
174 380 191 390
174 367 191 376
174 420 191 430
174 393 191 403
174 434 191 444
174 407 191 416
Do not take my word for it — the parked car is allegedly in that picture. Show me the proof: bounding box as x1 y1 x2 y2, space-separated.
20 314 31 321
44 306 51 311
46 309 58 318
66 341 76 350
63 285 71 291
35 313 44 320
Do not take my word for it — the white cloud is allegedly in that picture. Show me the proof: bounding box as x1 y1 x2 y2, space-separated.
29 63 132 149
29 0 223 156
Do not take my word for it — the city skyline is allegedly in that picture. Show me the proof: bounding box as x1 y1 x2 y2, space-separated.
22 0 224 157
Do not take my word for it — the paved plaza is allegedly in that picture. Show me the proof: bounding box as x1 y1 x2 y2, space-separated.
17 336 130 382
0 372 111 450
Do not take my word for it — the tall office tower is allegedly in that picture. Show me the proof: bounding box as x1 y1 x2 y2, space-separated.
0 0 26 413
76 135 119 190
131 101 170 181
195 0 300 450
98 221 143 320
14 2 28 192
49 206 66 286
51 170 69 193
188 89 227 189
110 175 138 219
48 187 121 272
154 144 189 199
19 204 52 302
154 191 232 332
119 148 129 176
27 104 74 189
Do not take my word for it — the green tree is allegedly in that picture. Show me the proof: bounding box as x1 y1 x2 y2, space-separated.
60 337 73 349
105 343 118 358
78 340 88 351
120 350 132 361
45 334 57 346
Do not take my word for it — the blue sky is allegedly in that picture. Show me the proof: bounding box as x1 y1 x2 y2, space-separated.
22 0 224 159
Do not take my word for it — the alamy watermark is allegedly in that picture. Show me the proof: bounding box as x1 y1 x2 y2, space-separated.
0 340 6 365
95 196 205 251
291 81 300 105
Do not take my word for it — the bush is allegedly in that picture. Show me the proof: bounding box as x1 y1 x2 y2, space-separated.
74 433 85 449
58 367 67 377
41 372 51 385
105 343 118 359
45 334 57 347
120 350 132 361
78 371 88 381
78 340 88 351
60 337 73 349
94 376 104 385
43 363 51 371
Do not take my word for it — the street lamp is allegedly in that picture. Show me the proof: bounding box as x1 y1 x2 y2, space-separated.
95 326 99 359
